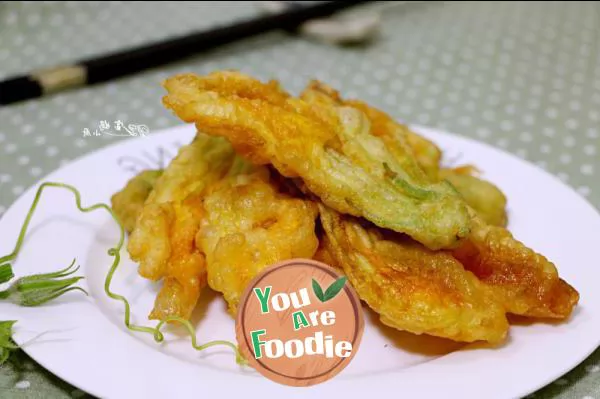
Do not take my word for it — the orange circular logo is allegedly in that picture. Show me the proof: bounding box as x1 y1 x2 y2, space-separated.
236 259 364 387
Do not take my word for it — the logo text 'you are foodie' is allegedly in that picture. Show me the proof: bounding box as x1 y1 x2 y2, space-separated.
236 259 364 387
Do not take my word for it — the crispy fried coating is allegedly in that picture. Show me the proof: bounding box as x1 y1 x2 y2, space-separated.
127 134 236 320
111 170 163 233
162 71 470 250
453 212 579 319
319 205 509 343
302 85 507 228
197 163 319 314
403 131 442 179
301 81 443 178
313 231 341 270
307 84 506 228
440 167 508 227
327 95 575 319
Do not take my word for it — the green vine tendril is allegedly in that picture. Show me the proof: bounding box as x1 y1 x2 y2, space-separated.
2 181 246 365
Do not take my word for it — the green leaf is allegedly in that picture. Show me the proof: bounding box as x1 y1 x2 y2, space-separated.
0 320 17 353
0 349 9 365
323 276 347 302
312 278 325 302
0 320 16 336
0 320 18 366
0 263 14 284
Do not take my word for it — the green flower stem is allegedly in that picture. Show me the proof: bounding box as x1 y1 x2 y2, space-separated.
155 317 246 365
0 182 51 266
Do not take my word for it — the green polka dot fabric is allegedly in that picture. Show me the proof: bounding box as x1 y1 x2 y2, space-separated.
0 1 598 398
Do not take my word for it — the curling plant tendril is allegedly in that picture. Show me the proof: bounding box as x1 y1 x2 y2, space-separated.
0 181 245 365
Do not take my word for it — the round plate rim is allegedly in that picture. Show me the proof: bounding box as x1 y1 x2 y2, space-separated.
0 123 598 399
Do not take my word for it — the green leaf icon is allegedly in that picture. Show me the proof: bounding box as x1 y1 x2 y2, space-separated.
312 276 347 303
323 276 347 302
312 279 325 302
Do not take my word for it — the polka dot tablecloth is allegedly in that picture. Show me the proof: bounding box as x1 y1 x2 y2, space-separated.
0 1 598 398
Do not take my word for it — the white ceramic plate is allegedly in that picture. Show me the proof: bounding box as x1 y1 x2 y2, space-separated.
1 124 599 399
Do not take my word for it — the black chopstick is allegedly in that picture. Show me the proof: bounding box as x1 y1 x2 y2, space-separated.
0 1 370 106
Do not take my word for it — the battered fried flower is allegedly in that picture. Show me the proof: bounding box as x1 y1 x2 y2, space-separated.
313 230 341 270
110 170 163 233
453 211 579 319
301 81 442 178
127 134 236 320
303 82 508 228
319 205 509 343
312 91 574 319
162 71 470 250
440 167 508 227
197 162 319 314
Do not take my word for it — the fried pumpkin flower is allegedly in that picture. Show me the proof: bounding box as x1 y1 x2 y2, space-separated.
301 81 443 179
317 93 575 319
300 81 509 228
111 170 163 233
453 211 579 319
440 167 508 227
319 204 509 343
127 134 236 320
113 151 319 319
197 162 319 314
162 71 470 250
